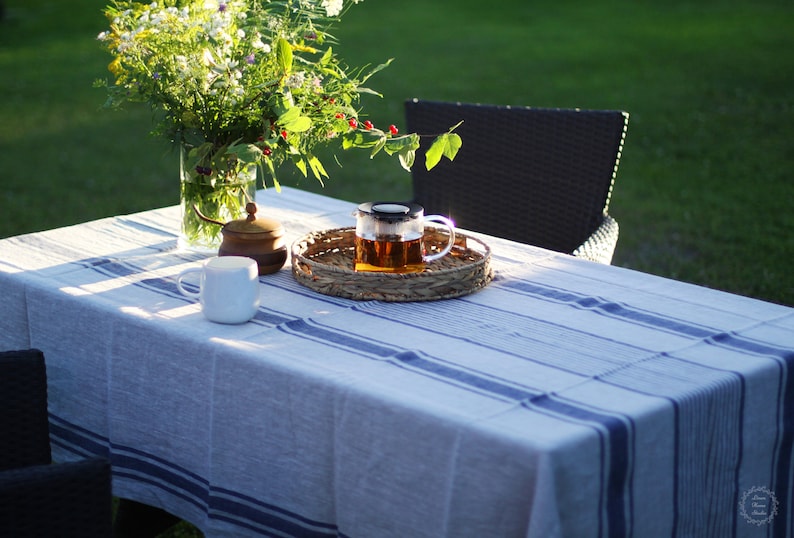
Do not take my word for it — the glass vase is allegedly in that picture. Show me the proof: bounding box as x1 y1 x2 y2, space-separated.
178 144 257 252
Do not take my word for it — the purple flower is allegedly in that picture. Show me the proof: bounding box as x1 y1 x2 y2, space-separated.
218 3 227 12
153 72 161 80
245 53 255 65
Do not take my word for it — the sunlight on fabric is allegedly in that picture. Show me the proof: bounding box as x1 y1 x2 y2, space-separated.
157 304 201 320
118 306 154 319
211 337 280 352
59 275 134 296
59 286 92 297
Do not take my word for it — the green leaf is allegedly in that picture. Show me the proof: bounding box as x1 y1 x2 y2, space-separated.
398 148 416 171
287 116 312 133
293 156 308 177
260 160 281 192
307 155 328 185
319 47 333 65
226 143 262 164
359 58 393 84
342 130 379 149
425 133 462 170
356 86 384 98
383 133 420 156
369 135 387 158
276 37 293 75
278 107 312 132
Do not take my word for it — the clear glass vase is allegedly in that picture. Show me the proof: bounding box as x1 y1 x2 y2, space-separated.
178 143 257 252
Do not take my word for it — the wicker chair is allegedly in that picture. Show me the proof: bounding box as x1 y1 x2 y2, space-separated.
0 349 113 538
405 99 629 264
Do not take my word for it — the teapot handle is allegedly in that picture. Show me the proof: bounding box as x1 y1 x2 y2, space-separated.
423 215 456 263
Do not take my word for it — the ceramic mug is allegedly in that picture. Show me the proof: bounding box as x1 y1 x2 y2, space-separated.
176 256 260 324
353 201 455 273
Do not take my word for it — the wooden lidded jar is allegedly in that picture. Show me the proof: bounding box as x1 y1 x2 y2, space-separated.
217 202 287 275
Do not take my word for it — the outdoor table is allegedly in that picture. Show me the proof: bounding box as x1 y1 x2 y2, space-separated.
0 187 792 538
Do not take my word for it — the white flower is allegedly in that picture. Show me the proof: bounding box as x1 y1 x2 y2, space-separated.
202 48 217 67
321 0 344 17
251 33 271 52
286 71 306 89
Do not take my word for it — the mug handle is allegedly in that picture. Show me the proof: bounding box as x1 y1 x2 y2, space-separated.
423 215 456 263
175 267 202 299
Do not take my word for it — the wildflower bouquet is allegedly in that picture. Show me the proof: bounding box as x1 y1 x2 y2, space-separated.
96 0 461 248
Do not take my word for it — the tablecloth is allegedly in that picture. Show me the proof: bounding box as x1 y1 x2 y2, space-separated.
1 187 792 537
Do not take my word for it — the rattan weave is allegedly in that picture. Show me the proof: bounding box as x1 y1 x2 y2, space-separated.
291 227 493 301
0 349 51 470
0 349 114 537
0 458 113 538
405 99 629 264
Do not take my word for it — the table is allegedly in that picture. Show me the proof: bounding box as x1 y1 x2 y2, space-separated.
1 187 792 537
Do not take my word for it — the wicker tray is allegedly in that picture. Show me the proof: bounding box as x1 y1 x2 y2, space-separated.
291 227 493 301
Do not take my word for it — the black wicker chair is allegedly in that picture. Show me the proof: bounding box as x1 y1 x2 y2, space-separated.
405 99 629 264
0 349 113 538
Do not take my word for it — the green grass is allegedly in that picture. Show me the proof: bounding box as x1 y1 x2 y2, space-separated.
1 0 792 312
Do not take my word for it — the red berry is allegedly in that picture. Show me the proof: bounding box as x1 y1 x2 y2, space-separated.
335 113 344 119
263 147 272 156
281 130 288 139
348 118 358 129
363 120 374 130
389 124 398 135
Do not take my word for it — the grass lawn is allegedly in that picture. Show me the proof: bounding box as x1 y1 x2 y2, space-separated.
2 0 792 306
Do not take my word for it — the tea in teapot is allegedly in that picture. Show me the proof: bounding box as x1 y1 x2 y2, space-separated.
353 202 455 273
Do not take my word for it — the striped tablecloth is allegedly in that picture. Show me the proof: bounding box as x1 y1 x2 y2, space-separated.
1 187 792 538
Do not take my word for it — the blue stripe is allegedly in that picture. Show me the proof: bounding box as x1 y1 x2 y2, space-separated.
524 394 633 538
353 301 616 378
773 351 794 538
280 316 635 537
112 469 207 512
50 415 349 536
210 488 345 538
502 280 716 338
112 453 209 509
279 318 539 401
48 414 109 457
394 350 537 401
114 218 179 240
503 280 794 360
278 318 396 357
138 276 295 326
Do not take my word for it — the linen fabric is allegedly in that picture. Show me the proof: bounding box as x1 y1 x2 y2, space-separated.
0 187 792 537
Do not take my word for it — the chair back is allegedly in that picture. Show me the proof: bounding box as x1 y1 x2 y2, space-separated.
0 349 114 537
405 99 629 254
0 458 113 538
0 349 52 470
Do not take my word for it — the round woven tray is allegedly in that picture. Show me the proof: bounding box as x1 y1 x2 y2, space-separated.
291 227 493 301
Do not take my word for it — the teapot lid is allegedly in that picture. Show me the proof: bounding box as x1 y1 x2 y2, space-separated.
357 201 423 220
223 202 283 238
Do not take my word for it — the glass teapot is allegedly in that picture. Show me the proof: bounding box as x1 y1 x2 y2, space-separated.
353 202 455 273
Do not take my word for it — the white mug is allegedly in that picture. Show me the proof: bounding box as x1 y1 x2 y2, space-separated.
176 256 260 324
